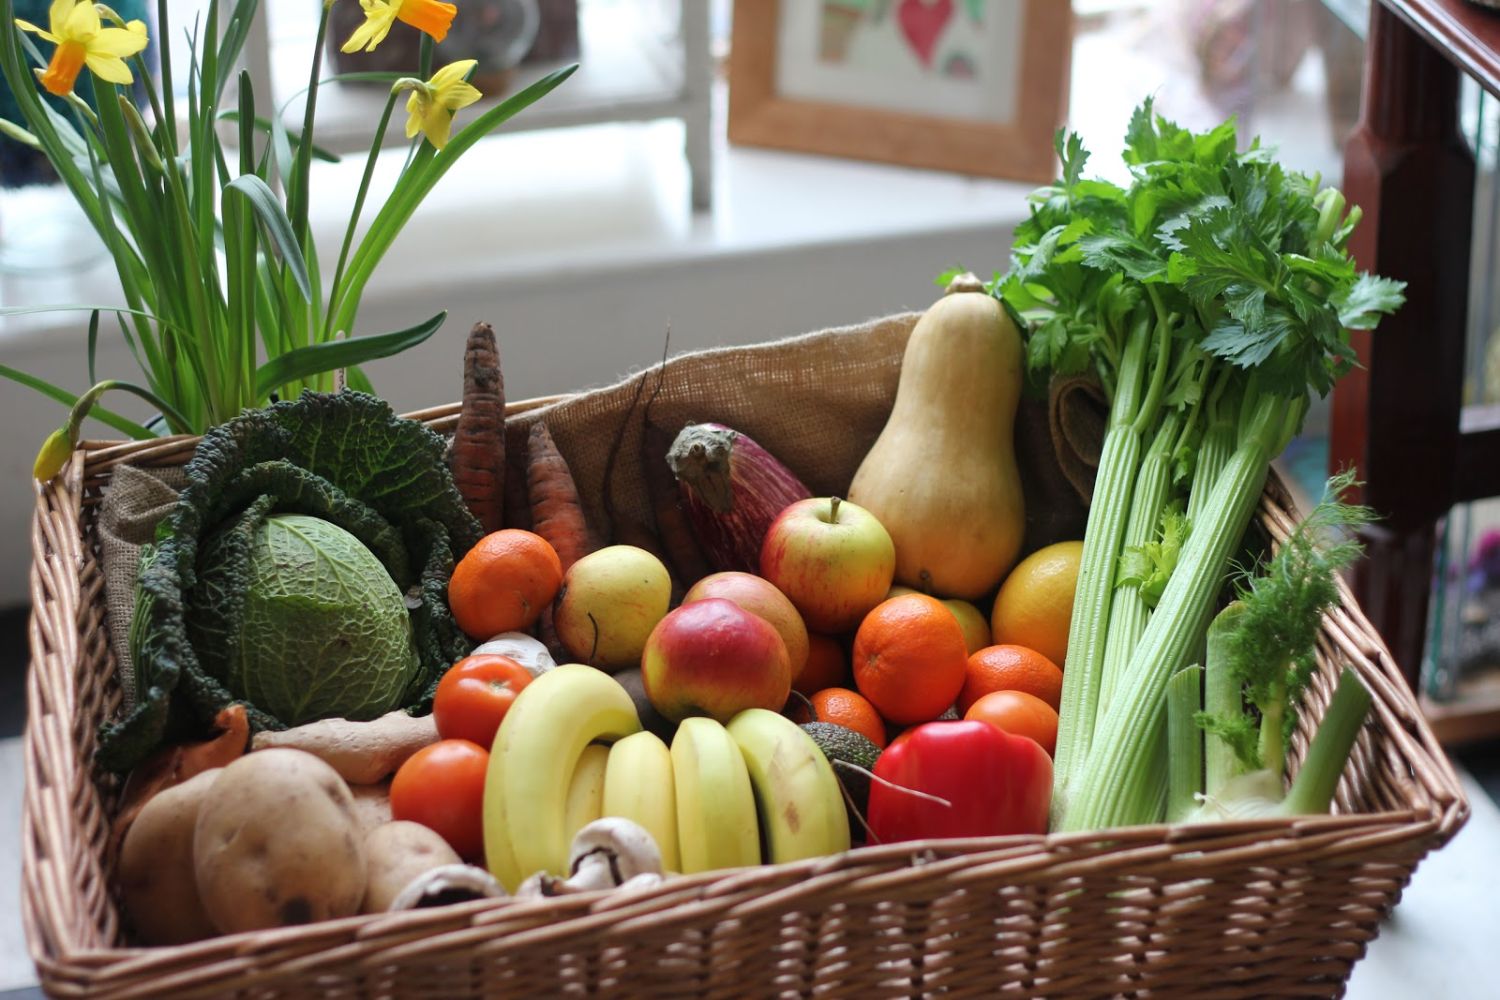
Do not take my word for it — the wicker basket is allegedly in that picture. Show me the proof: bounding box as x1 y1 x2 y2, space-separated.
24 390 1469 999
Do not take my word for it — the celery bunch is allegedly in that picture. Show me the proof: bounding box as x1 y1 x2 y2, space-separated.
997 101 1404 830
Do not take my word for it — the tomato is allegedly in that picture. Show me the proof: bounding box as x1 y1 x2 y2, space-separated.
963 690 1059 757
390 739 489 860
433 654 533 749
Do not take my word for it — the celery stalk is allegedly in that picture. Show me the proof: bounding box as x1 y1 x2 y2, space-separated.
1050 320 1151 812
1166 665 1205 823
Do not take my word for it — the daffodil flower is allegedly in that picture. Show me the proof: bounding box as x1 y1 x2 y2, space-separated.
15 0 148 97
402 60 481 150
341 0 457 54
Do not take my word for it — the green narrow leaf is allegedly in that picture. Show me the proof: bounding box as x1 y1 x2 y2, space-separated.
0 366 156 439
227 174 312 301
215 0 262 101
254 312 447 399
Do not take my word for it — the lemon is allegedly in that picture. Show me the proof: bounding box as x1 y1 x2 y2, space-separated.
990 541 1084 669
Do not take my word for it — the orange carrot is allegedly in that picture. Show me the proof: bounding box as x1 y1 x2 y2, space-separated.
450 322 505 534
503 425 532 531
527 421 592 572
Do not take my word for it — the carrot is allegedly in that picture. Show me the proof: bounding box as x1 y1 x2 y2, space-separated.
527 420 593 572
450 322 505 534
643 417 710 587
503 426 532 531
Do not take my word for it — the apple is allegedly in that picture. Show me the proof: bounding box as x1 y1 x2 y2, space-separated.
759 497 895 633
554 545 671 672
641 598 791 723
682 571 810 684
942 598 992 655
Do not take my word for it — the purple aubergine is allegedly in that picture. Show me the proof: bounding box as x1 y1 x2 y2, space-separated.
665 422 811 573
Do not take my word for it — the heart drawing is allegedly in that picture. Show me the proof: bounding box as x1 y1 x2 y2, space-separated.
897 0 955 68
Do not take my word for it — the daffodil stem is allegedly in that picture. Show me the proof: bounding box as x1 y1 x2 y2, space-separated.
326 91 400 342
66 380 192 439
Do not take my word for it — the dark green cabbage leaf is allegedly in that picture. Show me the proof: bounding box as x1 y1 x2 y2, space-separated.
101 391 482 773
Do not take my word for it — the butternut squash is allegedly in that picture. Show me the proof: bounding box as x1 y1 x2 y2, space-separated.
847 274 1025 600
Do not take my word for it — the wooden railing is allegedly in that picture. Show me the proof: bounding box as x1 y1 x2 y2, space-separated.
1332 0 1500 743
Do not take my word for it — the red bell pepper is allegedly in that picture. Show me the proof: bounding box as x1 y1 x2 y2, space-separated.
867 719 1051 843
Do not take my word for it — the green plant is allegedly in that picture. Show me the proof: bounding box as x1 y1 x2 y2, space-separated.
1 0 574 470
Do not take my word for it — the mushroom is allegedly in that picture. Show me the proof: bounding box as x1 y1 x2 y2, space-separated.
514 818 665 900
387 864 507 911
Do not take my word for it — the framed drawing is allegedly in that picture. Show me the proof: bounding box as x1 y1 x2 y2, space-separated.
727 1 1072 181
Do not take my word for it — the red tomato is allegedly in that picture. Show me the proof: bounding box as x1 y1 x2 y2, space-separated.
433 654 533 749
390 739 489 860
964 690 1059 757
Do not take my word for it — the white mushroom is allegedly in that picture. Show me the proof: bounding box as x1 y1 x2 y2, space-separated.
514 818 665 900
472 632 556 678
387 864 507 911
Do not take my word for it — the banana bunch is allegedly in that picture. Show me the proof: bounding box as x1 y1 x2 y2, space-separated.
484 665 850 891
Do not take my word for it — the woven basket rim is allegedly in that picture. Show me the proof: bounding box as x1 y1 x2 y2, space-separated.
22 390 1473 997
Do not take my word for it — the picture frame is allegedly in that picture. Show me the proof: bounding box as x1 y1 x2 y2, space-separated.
727 0 1073 182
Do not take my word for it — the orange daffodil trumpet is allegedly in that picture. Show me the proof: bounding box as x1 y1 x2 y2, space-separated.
396 60 482 150
341 0 457 54
15 0 148 97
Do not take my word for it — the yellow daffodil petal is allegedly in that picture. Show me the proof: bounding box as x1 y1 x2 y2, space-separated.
428 59 475 92
46 0 73 33
404 90 424 139
83 51 133 85
89 20 148 57
341 0 397 53
442 80 481 112
13 19 60 43
61 0 100 39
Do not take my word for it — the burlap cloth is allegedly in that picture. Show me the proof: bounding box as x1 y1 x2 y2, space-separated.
98 312 1106 694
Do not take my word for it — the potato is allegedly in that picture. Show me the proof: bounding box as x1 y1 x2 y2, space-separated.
193 748 366 934
361 821 461 914
117 768 222 945
349 780 394 838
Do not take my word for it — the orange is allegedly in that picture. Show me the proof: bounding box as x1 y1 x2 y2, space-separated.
805 687 887 748
795 633 850 695
447 529 563 640
990 540 1083 669
852 594 968 726
957 644 1063 715
964 690 1059 757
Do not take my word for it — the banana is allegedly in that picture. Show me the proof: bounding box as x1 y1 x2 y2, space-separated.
727 708 851 864
603 731 680 872
563 743 610 845
486 664 641 889
670 717 761 874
